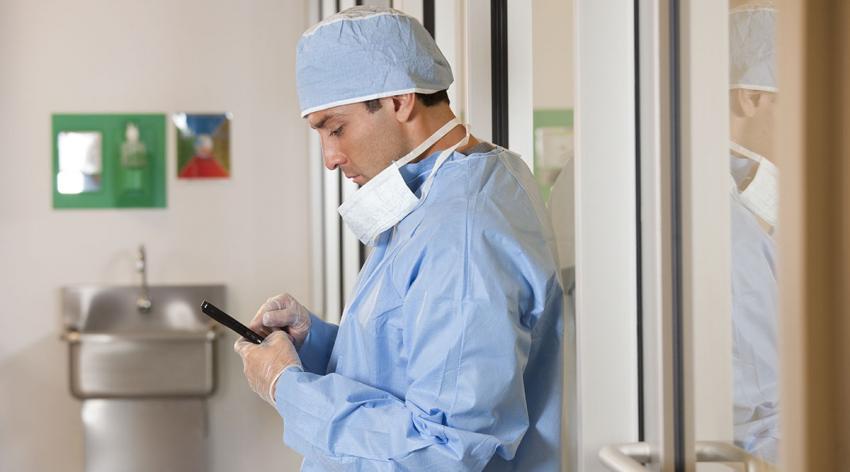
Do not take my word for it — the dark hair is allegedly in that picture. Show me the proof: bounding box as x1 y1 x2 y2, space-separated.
363 90 450 113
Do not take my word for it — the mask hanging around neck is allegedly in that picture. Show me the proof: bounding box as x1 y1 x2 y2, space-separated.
338 118 468 246
730 141 779 230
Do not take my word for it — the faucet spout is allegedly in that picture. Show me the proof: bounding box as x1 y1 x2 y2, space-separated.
136 245 152 313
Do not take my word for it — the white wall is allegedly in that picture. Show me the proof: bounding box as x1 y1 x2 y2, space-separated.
0 0 311 470
533 0 573 109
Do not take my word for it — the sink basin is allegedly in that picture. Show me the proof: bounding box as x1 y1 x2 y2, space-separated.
62 284 225 399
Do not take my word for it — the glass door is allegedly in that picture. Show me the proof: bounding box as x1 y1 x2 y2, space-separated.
594 0 783 470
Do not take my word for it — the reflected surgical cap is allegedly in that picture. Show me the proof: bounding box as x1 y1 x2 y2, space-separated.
730 5 777 92
296 6 453 117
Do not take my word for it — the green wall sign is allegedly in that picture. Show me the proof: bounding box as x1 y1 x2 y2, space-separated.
52 114 166 209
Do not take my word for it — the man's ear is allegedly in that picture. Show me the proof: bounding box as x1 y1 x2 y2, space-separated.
389 93 417 123
730 88 761 118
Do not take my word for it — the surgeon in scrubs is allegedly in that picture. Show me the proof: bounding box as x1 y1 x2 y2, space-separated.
233 6 564 471
728 3 780 463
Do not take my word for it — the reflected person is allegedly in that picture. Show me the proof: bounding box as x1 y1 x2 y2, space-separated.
729 2 780 463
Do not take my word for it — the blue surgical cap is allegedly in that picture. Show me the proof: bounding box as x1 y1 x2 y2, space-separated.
296 6 453 117
730 5 777 92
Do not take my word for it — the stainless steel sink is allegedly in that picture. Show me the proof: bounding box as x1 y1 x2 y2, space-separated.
62 284 224 399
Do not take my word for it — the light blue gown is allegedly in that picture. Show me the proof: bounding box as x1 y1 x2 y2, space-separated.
274 146 564 471
730 155 780 462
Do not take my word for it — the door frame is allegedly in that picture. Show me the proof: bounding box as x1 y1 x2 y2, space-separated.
572 0 640 470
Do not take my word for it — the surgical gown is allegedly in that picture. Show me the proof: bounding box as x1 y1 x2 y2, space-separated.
730 156 780 462
274 146 564 471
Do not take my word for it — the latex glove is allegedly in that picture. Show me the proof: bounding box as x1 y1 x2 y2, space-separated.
234 331 301 405
249 293 312 349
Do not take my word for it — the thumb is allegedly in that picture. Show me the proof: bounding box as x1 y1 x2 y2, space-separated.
263 330 298 350
233 337 255 356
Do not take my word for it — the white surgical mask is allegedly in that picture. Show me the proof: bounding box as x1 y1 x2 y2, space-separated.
338 118 469 246
730 141 779 229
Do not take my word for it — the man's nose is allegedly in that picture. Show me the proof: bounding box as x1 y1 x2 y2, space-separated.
321 143 346 171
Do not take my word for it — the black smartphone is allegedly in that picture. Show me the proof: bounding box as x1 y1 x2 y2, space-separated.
200 300 265 344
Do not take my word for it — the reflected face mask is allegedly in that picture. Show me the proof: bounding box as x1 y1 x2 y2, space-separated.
730 141 779 229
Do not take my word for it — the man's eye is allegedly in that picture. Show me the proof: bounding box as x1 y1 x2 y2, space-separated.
330 126 344 137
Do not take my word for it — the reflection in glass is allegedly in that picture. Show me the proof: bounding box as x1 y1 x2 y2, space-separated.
535 126 573 188
728 1 779 463
57 131 102 194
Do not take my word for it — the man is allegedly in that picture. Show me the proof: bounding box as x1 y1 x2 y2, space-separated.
235 6 563 471
729 2 780 463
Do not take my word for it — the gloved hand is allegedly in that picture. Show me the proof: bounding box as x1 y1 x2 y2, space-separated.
249 293 312 349
234 331 301 405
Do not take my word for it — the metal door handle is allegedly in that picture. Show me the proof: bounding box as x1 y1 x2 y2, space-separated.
598 442 652 471
598 441 777 471
694 441 776 472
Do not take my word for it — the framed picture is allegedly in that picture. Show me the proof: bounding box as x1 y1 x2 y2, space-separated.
173 113 232 179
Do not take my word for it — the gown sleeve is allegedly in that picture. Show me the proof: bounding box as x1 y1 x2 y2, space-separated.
296 313 339 375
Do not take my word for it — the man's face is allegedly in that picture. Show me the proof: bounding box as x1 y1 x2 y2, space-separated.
307 100 406 185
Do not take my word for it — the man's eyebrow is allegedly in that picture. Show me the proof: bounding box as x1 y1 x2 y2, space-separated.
311 116 329 130
310 113 343 130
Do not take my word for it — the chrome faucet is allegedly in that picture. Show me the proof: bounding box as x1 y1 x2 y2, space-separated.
136 245 152 313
